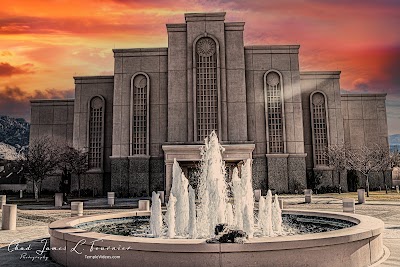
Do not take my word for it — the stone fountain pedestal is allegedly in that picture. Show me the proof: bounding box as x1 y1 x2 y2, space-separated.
343 198 355 213
0 195 6 210
139 200 150 211
55 193 63 207
2 204 17 230
108 192 115 206
304 189 312 203
71 202 83 217
357 189 365 204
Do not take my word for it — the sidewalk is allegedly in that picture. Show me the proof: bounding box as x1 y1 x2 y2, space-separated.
8 197 150 210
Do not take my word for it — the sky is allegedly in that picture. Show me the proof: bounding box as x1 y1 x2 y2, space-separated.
0 0 399 135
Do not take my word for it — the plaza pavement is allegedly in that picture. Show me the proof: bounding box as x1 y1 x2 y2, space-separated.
0 195 399 266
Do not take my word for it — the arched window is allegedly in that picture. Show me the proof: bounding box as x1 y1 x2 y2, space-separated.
195 37 218 141
310 91 329 166
88 95 105 169
264 70 285 153
130 72 149 155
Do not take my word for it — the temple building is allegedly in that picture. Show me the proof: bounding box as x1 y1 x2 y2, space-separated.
30 12 390 196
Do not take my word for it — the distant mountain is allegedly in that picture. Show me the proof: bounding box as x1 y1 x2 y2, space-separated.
389 134 400 144
0 142 23 160
0 116 30 152
389 134 400 151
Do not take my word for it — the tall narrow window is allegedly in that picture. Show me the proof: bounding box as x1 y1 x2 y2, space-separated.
311 92 329 166
130 73 149 155
265 71 285 153
88 96 104 169
196 37 218 141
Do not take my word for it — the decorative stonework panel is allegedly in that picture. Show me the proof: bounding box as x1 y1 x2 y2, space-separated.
266 72 280 87
196 37 218 141
197 38 216 57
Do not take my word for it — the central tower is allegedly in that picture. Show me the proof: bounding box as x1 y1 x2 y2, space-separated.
166 12 248 143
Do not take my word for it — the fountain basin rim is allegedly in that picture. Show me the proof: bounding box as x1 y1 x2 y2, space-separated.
49 209 383 252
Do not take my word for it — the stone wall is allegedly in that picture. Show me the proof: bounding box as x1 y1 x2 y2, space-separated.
73 76 114 174
26 172 104 196
267 155 289 193
288 156 307 192
111 157 153 197
149 158 165 193
112 48 168 158
245 45 304 157
110 157 129 196
300 71 345 170
341 94 389 149
355 170 392 190
30 99 74 145
252 156 267 194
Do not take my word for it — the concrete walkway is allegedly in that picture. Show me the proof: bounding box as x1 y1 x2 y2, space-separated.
0 196 399 266
13 197 149 210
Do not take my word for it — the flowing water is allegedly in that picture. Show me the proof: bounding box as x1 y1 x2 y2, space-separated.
149 131 283 239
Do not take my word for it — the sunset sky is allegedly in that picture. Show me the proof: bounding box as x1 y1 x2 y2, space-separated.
0 0 399 134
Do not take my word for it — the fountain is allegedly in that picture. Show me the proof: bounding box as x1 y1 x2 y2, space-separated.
149 131 280 240
48 131 385 267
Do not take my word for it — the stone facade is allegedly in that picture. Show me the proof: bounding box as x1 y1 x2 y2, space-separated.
30 99 74 145
341 94 389 149
30 12 390 195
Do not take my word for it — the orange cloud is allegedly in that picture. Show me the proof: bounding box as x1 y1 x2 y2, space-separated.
0 51 13 56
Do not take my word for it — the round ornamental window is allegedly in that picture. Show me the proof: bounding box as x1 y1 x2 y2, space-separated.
266 72 280 86
91 97 103 109
134 74 147 89
312 93 325 106
197 38 216 57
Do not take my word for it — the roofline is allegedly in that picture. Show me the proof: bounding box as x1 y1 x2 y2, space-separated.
73 75 114 80
30 98 74 103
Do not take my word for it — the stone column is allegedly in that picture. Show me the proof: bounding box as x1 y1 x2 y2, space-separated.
55 193 63 207
304 189 312 203
343 198 355 213
254 189 261 202
108 192 115 206
19 190 23 199
278 198 284 209
357 189 365 204
71 202 83 217
0 195 6 210
138 200 150 211
2 204 17 230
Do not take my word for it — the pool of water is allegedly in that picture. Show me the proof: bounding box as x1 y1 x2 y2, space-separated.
75 214 356 238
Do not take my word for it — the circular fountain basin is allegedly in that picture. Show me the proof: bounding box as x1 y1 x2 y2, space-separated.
49 209 384 267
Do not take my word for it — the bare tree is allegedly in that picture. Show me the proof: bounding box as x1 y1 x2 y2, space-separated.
374 145 392 193
390 148 400 168
21 137 60 202
60 146 88 198
347 145 382 197
325 145 349 193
